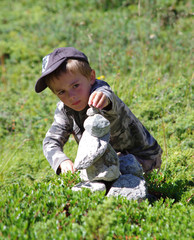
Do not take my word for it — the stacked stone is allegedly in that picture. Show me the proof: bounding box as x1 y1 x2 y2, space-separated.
72 107 147 201
73 107 120 182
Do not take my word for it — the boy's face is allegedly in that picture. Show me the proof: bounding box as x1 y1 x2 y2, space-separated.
50 70 96 111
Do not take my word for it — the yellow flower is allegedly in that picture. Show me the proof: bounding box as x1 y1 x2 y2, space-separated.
98 75 105 80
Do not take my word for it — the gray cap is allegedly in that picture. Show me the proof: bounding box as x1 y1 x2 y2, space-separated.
35 47 89 93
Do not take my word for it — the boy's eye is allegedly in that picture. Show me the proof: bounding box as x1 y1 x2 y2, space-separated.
58 90 65 96
73 84 79 89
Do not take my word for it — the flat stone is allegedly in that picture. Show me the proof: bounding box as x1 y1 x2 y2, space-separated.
119 154 143 178
107 174 147 200
72 181 106 192
84 114 110 137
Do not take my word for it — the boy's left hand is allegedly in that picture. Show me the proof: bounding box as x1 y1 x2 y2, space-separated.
88 91 109 109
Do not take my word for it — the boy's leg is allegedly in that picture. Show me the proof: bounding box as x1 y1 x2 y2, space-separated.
135 154 162 173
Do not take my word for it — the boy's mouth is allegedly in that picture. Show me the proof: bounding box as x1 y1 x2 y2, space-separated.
72 100 81 106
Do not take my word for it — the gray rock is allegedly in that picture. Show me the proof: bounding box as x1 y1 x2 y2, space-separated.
84 144 120 181
74 131 110 169
107 174 147 200
119 154 143 178
72 181 106 192
78 169 88 181
84 114 110 137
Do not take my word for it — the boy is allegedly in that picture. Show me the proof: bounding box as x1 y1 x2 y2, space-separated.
35 47 162 175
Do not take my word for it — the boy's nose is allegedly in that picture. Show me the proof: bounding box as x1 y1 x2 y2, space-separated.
68 90 76 100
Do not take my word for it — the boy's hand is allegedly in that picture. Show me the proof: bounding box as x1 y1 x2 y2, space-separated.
60 160 75 174
88 91 109 110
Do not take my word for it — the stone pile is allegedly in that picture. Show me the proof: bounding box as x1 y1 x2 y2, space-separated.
73 107 120 182
72 107 147 201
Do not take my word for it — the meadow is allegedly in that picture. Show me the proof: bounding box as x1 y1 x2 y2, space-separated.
0 0 193 239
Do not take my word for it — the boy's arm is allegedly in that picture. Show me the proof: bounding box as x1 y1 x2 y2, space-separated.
89 81 130 114
43 102 74 174
89 82 163 172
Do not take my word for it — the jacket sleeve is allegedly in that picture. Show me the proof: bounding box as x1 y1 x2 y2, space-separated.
43 101 73 174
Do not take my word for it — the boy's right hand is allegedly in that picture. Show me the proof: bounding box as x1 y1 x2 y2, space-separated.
60 160 75 174
88 91 110 110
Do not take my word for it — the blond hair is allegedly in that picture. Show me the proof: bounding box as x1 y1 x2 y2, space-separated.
45 59 92 91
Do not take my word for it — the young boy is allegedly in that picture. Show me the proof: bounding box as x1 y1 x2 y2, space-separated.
35 47 162 175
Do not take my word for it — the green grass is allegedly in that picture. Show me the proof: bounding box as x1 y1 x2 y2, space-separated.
0 0 193 239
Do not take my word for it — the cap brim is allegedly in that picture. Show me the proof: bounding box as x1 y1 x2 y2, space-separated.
35 59 66 93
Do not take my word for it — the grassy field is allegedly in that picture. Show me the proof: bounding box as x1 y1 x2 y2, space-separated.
0 0 193 239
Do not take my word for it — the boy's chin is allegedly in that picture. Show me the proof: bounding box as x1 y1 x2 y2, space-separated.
71 104 88 112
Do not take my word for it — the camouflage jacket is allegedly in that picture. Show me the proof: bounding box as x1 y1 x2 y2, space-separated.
43 80 163 174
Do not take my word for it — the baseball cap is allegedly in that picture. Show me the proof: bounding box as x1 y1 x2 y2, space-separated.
35 47 89 93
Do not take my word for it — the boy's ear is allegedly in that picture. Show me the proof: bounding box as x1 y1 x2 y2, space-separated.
90 69 96 85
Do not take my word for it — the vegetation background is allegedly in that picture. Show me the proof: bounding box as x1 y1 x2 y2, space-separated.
0 0 193 239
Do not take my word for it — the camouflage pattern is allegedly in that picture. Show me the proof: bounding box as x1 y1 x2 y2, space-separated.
43 80 163 174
